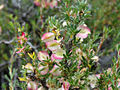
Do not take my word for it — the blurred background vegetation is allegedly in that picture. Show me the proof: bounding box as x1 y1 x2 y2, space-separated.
0 0 120 89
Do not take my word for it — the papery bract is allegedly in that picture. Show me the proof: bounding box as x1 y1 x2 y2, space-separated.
34 1 40 6
52 49 65 59
38 51 49 62
91 56 99 62
95 74 101 79
117 81 120 88
38 86 46 90
50 0 58 8
41 32 55 42
76 25 91 39
46 40 61 51
50 64 61 76
27 81 38 90
24 63 34 73
38 64 49 75
62 81 70 90
108 87 112 90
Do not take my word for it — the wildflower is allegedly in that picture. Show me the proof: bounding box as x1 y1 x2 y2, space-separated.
76 25 91 40
51 53 63 62
108 86 112 90
17 32 27 44
95 74 101 79
27 81 38 90
38 51 49 62
38 64 49 75
38 86 46 90
34 0 40 7
87 75 97 88
24 63 34 73
41 32 55 42
62 81 70 90
62 21 67 27
46 40 61 51
107 68 113 75
49 0 58 8
52 49 65 59
50 64 61 76
0 4 4 10
91 56 99 62
117 81 120 88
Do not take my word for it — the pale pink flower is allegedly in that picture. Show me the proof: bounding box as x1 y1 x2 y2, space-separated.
108 86 112 90
34 1 40 7
50 64 61 76
52 49 65 59
62 81 70 90
41 32 55 42
51 53 62 61
27 81 38 90
76 25 91 39
117 81 120 88
0 4 4 10
46 40 61 51
38 64 49 75
38 51 49 62
95 74 101 79
50 0 58 8
24 63 34 73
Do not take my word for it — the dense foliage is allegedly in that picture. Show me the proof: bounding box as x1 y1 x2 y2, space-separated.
0 0 120 90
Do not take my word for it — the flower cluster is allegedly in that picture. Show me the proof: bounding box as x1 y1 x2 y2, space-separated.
76 25 91 42
16 32 27 54
38 32 65 75
21 32 70 90
34 0 61 8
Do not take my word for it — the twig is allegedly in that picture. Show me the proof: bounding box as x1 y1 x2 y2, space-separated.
97 36 105 53
26 41 38 53
0 38 15 44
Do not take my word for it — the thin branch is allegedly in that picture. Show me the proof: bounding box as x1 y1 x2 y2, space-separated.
26 41 38 53
0 38 15 44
